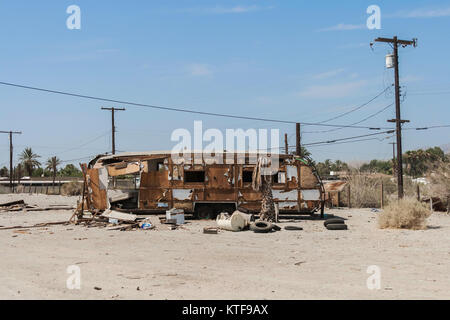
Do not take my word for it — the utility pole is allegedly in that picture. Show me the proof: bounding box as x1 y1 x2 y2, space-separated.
389 142 396 177
284 134 289 155
101 107 125 155
296 123 301 156
374 36 417 199
0 130 22 192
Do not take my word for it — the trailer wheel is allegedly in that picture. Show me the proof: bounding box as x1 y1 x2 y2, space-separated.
250 221 273 233
326 223 348 230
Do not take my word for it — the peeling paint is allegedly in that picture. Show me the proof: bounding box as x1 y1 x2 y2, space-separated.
286 165 297 181
273 190 298 201
278 202 297 209
302 189 321 201
173 189 193 201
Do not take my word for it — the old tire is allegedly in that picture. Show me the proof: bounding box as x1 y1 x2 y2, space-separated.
326 223 348 230
250 221 273 233
272 224 281 231
324 218 345 227
284 226 303 231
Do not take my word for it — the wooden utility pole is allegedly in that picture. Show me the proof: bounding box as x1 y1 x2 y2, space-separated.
101 107 125 155
284 134 289 155
389 142 396 177
0 130 22 192
295 123 301 156
374 36 417 199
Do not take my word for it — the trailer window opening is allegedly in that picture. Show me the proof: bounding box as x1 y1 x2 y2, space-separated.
185 170 205 183
243 170 253 183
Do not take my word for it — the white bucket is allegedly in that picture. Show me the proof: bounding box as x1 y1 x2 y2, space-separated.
166 208 184 221
175 213 185 225
216 212 246 232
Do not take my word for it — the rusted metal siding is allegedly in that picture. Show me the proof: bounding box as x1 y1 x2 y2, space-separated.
86 168 108 210
87 152 324 214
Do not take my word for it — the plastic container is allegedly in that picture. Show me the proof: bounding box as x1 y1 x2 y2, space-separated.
216 212 246 232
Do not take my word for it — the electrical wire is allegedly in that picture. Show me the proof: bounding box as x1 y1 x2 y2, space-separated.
303 130 395 147
303 102 394 134
0 81 393 130
308 86 391 125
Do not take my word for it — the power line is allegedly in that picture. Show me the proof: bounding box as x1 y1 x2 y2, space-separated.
39 130 111 159
262 130 394 151
404 124 450 131
0 81 392 130
303 102 394 134
309 86 391 125
305 137 391 148
303 130 394 147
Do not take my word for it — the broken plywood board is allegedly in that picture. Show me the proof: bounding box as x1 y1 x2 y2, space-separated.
102 210 137 222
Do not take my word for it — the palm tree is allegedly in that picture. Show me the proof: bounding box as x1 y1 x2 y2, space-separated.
19 148 41 177
46 156 61 186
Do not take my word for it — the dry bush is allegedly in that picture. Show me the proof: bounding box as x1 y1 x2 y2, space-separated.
61 181 83 196
425 161 450 212
378 197 431 230
342 172 396 208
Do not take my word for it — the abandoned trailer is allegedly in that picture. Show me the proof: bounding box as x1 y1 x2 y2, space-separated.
81 151 325 219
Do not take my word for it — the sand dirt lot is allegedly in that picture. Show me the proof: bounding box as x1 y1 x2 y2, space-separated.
0 193 449 300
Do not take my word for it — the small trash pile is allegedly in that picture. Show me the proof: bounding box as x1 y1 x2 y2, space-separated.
0 199 74 213
71 208 189 232
210 210 302 234
72 209 157 231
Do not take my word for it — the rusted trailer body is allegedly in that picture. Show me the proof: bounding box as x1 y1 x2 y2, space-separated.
84 151 325 218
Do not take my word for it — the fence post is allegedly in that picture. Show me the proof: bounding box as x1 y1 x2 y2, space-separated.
380 182 384 209
416 184 420 202
347 185 351 209
430 198 433 214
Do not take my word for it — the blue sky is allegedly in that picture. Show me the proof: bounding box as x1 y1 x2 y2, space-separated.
1 0 449 168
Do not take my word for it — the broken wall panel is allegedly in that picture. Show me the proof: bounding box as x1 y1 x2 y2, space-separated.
87 168 108 210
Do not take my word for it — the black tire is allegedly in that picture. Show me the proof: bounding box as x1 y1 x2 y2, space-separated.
324 218 345 227
284 226 303 231
326 223 348 230
272 224 281 231
250 221 273 233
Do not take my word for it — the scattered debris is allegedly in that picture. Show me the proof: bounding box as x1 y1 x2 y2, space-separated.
203 227 219 234
0 200 25 207
284 226 303 231
0 199 74 213
0 221 69 231
102 210 137 222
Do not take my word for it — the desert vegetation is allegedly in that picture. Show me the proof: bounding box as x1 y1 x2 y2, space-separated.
378 197 431 230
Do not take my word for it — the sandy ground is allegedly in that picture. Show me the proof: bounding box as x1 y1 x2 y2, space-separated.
0 193 449 300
